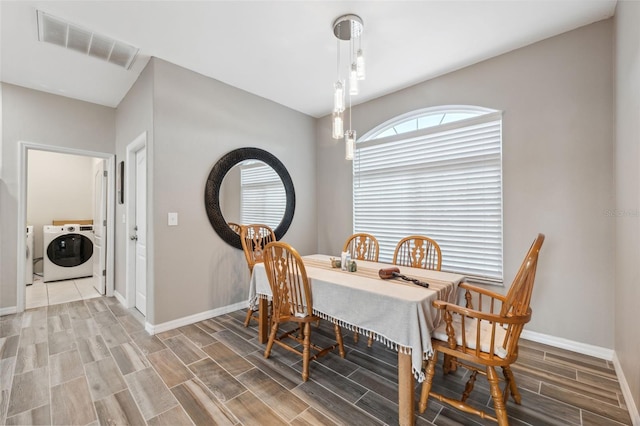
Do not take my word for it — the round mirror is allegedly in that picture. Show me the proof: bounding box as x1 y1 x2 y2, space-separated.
219 160 286 229
205 147 295 249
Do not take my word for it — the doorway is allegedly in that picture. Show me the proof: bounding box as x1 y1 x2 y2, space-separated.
125 132 148 317
16 142 115 312
93 159 108 295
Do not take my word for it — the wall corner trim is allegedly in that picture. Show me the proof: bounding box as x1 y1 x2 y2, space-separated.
520 329 614 360
613 352 640 426
113 290 127 307
144 301 247 335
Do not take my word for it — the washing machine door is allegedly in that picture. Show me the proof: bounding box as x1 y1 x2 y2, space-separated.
46 233 94 267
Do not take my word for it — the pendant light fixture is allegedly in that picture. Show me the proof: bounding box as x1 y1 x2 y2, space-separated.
331 14 365 160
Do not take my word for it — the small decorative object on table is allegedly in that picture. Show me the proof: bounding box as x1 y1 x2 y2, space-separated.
378 267 429 288
341 251 350 271
347 260 357 272
330 257 342 268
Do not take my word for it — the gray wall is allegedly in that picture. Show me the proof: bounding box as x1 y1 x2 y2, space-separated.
614 0 640 412
0 83 115 309
114 61 154 309
142 58 316 324
317 21 615 348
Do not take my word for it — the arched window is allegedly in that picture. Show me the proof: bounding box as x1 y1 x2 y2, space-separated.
353 106 503 282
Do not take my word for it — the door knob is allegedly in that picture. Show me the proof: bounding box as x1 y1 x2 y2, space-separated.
130 235 138 241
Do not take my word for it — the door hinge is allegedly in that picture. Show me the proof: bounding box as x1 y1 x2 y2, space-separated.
103 220 107 227
102 270 106 277
103 170 108 177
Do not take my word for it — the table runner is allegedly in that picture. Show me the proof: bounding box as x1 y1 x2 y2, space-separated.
249 254 465 381
303 257 459 307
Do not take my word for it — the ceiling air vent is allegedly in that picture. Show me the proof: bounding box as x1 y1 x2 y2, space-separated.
36 10 139 70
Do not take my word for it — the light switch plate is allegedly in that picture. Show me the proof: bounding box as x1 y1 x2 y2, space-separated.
168 212 178 226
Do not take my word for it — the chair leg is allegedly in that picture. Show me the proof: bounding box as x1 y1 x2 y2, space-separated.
263 320 279 359
367 332 374 347
334 323 346 358
503 365 522 404
419 351 438 413
243 308 254 327
354 330 375 347
302 322 311 382
487 366 509 426
461 370 478 402
442 354 457 374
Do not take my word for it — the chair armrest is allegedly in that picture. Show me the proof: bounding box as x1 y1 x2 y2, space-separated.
459 282 507 302
432 300 531 357
432 299 529 325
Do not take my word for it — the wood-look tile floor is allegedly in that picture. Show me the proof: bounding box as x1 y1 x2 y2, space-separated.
0 297 633 425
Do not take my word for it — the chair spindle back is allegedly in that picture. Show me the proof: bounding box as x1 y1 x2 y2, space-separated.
393 235 442 271
263 242 313 319
240 224 276 273
343 233 379 262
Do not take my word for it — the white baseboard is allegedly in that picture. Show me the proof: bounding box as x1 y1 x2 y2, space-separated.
113 290 127 307
520 329 614 360
0 306 18 316
145 301 247 335
613 353 640 426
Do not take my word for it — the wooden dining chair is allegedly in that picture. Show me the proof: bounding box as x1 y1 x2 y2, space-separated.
419 233 545 426
263 241 346 381
228 222 242 235
343 232 380 346
393 235 442 271
342 232 380 262
240 224 276 327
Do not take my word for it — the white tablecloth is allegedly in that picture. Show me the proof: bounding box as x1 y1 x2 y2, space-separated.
249 254 465 381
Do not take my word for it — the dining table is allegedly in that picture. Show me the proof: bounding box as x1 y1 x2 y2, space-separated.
249 254 465 425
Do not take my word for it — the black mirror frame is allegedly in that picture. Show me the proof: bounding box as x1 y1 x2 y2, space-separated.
205 147 296 249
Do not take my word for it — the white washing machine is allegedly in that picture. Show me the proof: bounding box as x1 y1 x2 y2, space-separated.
43 224 94 282
25 226 34 285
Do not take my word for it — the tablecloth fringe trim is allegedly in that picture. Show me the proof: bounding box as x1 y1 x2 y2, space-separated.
245 298 428 381
313 310 428 381
249 294 269 309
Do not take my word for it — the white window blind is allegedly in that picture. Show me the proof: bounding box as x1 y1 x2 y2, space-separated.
354 112 503 282
240 163 286 230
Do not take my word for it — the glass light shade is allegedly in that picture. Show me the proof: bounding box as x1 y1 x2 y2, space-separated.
345 130 356 160
332 111 344 139
356 49 365 80
349 63 359 95
333 81 345 112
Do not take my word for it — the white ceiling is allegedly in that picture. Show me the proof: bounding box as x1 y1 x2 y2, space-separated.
0 1 617 118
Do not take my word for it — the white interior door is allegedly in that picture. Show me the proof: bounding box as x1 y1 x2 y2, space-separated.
92 161 107 294
134 147 147 316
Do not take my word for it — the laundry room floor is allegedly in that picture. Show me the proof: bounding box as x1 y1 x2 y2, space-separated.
26 276 102 309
